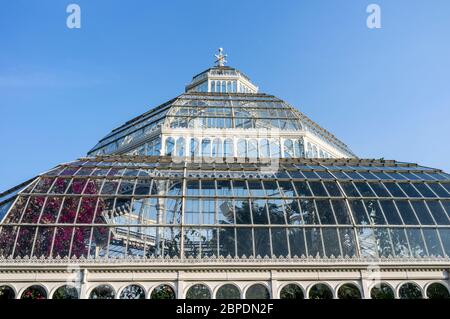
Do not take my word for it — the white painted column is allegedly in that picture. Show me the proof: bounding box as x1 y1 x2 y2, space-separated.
79 269 88 299
270 270 279 299
177 271 184 299
360 270 371 299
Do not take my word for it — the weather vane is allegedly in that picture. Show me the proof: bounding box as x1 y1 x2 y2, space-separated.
215 48 227 67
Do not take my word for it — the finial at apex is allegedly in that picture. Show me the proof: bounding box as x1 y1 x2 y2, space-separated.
215 48 227 67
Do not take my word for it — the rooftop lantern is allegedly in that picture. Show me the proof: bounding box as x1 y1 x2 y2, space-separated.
185 48 259 94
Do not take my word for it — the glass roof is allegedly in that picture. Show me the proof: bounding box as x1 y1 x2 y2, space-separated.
87 93 355 158
1 156 449 260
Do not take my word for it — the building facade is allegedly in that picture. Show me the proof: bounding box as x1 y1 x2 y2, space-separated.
0 50 449 299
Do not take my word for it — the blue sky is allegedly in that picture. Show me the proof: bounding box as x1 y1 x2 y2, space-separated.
1 0 449 191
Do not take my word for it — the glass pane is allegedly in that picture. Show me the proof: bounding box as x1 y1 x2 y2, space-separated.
323 182 342 197
426 201 449 225
245 284 270 299
237 139 247 157
247 181 265 197
438 228 450 256
278 181 295 197
284 199 302 225
315 200 336 224
332 200 352 224
233 181 248 197
340 182 360 197
384 183 406 197
218 227 235 257
190 138 200 157
235 200 252 224
305 228 323 257
349 200 370 225
300 200 319 224
339 228 357 257
236 227 253 257
254 228 271 257
428 183 450 197
201 139 211 157
375 228 394 257
357 228 378 258
288 228 306 257
390 228 410 257
369 182 391 197
293 181 312 197
251 200 269 224
212 138 222 157
414 183 436 198
308 182 328 197
271 228 288 257
423 228 444 256
380 200 403 225
267 199 286 224
411 201 435 225
175 137 185 157
395 201 418 225
165 137 174 156
364 200 387 225
224 139 234 157
248 139 258 157
217 180 232 196
186 180 200 196
201 180 215 196
322 228 341 257
398 183 421 198
406 228 427 257
354 182 375 197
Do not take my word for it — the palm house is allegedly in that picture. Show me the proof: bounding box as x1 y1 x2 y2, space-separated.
1 49 450 300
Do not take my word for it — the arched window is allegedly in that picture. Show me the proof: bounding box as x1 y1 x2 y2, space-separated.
294 140 304 157
202 139 211 157
0 286 15 300
216 284 240 299
52 285 79 299
309 284 333 299
165 137 175 156
211 81 216 92
426 283 450 299
227 81 232 93
284 139 294 158
270 141 281 158
119 285 145 299
150 284 176 299
176 137 185 157
237 139 247 157
337 283 361 299
232 81 237 93
21 285 47 299
312 145 318 158
224 139 234 157
259 139 270 158
212 138 222 157
245 284 270 299
186 284 211 299
399 283 422 299
306 143 312 158
280 284 304 299
221 81 226 93
370 283 395 299
248 139 258 157
89 285 115 299
190 138 200 157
